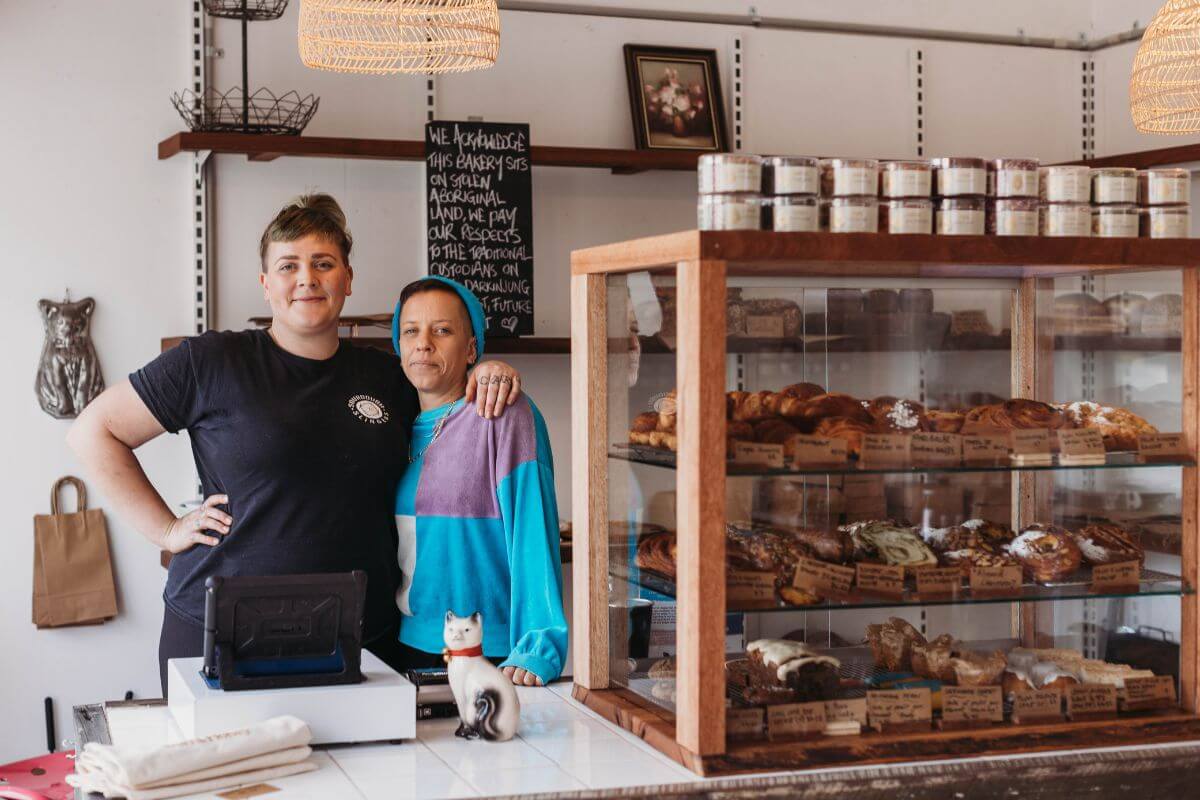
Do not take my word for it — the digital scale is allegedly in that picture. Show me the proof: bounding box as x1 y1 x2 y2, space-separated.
167 572 415 744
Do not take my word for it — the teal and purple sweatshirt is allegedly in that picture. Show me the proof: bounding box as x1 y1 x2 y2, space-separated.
393 395 567 683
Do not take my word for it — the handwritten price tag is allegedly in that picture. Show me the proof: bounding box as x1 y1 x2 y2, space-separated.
1139 433 1186 461
911 433 963 466
1092 561 1140 592
1012 689 1064 724
1068 685 1118 718
1011 429 1053 462
768 702 827 739
962 433 1009 462
732 441 785 469
861 434 910 466
824 697 868 725
856 563 905 596
726 707 765 739
1058 428 1106 462
867 688 932 731
915 566 962 596
794 557 855 596
727 570 778 608
942 686 1003 723
788 435 848 466
969 565 1022 594
1122 676 1176 711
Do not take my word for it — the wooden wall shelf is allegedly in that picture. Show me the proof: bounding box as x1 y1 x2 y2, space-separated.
1069 142 1200 170
157 132 701 174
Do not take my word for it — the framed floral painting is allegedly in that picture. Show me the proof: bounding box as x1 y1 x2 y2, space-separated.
623 44 729 152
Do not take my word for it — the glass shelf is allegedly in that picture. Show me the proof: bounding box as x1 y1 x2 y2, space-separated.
610 562 1190 614
610 444 1194 477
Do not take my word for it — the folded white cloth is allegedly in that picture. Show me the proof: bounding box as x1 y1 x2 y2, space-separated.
65 715 314 798
67 759 317 800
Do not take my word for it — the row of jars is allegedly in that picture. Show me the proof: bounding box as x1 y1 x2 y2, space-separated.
697 193 1191 237
698 154 1191 206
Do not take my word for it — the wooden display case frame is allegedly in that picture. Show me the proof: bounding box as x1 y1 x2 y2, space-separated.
569 230 1200 776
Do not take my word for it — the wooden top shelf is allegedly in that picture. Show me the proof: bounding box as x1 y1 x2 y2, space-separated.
570 230 1200 278
157 132 701 173
1066 142 1200 169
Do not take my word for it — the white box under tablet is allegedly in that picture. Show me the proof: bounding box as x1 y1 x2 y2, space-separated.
167 650 416 744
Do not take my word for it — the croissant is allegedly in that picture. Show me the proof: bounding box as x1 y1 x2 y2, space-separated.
966 399 1070 432
925 410 965 433
755 418 802 444
727 391 750 419
813 416 872 457
631 412 658 434
732 390 775 423
781 382 825 401
635 530 677 578
792 392 873 427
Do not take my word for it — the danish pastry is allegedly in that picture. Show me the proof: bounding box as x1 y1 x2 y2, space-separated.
925 409 965 433
1058 401 1157 451
1070 523 1143 566
813 416 872 457
791 392 874 427
1007 524 1082 583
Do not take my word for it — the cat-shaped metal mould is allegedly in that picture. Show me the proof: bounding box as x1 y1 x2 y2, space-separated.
36 297 104 419
443 611 521 741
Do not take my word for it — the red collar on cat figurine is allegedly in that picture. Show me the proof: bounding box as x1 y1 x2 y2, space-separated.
443 645 484 662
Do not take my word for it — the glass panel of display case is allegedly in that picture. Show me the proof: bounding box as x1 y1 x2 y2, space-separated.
605 270 681 709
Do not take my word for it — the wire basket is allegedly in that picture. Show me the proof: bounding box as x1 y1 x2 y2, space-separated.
203 0 289 20
171 87 319 135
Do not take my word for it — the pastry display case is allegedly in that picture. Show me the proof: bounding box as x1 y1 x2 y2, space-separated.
569 230 1200 776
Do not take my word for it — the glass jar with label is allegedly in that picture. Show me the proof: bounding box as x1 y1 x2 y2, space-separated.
1040 202 1092 237
1040 166 1091 204
989 158 1040 198
1092 204 1139 238
1138 168 1191 206
764 195 819 232
936 196 985 235
697 154 763 194
1141 205 1191 238
880 198 933 233
828 195 879 233
933 157 987 197
880 160 932 198
988 197 1040 236
763 156 820 196
1091 167 1138 204
820 158 880 197
697 193 762 231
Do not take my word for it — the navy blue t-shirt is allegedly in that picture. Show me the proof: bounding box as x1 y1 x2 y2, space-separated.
130 329 417 641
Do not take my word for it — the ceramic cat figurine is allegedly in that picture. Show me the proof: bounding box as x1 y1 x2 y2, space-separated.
443 611 520 741
36 297 104 419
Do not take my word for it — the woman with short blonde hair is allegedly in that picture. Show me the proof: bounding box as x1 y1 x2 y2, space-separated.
69 194 523 693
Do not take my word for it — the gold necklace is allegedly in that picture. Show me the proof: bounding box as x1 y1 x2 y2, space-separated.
408 399 460 463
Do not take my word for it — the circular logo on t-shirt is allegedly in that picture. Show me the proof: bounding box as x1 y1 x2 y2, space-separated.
348 394 389 425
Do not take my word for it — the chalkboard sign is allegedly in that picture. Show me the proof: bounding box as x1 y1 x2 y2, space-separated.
426 120 534 336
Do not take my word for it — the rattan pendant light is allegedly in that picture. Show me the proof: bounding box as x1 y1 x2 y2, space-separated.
1131 0 1200 133
298 0 499 75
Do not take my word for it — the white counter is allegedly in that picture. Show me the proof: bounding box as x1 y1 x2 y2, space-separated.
101 682 698 799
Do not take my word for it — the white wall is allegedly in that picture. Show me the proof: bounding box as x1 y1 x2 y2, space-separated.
0 0 1189 763
0 1 194 762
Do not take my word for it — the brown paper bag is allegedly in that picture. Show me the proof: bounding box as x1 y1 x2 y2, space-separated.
32 476 118 627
